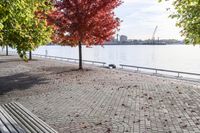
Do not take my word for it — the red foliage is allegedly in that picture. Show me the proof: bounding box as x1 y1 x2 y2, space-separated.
47 0 122 46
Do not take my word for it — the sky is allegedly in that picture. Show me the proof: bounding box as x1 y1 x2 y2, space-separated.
115 0 183 40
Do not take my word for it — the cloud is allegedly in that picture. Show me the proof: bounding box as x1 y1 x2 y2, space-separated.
115 0 182 39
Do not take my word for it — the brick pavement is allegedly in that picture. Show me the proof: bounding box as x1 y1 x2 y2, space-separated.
1 54 200 133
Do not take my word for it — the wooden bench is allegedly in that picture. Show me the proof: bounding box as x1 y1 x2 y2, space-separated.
0 102 58 133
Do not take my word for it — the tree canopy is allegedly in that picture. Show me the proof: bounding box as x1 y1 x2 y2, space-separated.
160 0 200 44
0 1 7 41
47 0 122 69
48 0 122 46
0 0 53 60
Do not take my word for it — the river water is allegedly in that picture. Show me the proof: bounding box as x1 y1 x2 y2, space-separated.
29 45 200 74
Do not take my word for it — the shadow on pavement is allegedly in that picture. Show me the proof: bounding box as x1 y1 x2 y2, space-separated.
42 66 93 75
0 72 48 95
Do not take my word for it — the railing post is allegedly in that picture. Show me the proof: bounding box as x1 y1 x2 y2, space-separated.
45 50 48 58
178 73 180 78
29 51 32 60
155 70 157 74
6 45 8 56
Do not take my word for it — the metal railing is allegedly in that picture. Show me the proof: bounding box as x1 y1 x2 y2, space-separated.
32 53 106 66
120 64 200 78
6 51 106 66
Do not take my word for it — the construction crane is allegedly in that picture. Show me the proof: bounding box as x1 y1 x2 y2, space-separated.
152 26 158 44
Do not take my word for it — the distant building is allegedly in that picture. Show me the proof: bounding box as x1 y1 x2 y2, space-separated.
120 35 128 42
104 36 116 44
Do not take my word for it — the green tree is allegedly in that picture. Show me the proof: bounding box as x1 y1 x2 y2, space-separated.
160 0 200 44
0 0 52 60
0 21 3 41
0 1 7 41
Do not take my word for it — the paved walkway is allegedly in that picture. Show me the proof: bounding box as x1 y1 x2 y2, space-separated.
1 54 200 133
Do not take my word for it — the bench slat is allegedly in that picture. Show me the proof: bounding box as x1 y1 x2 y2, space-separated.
0 111 18 133
10 102 51 133
8 103 44 132
0 106 25 133
2 104 36 133
1 106 30 133
4 103 45 132
0 113 11 133
14 102 57 133
0 102 58 133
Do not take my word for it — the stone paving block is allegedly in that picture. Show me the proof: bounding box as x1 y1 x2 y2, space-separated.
1 55 200 132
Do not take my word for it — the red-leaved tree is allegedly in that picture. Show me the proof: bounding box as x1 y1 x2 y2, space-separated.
48 0 122 69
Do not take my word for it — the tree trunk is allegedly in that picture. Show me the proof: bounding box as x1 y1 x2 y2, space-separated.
29 51 32 60
6 45 8 56
78 41 82 69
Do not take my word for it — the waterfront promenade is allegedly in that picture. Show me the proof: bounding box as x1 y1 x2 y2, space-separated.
1 54 200 133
